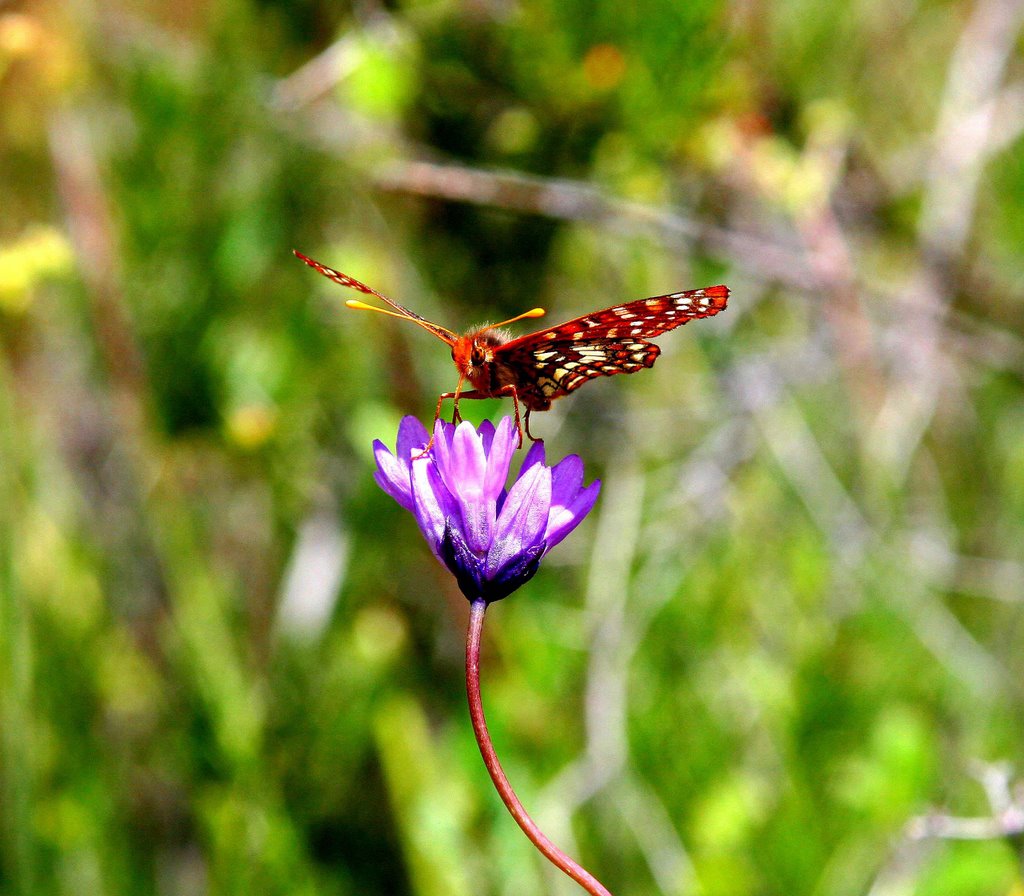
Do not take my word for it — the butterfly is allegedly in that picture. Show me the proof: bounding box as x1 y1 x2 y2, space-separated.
295 250 728 443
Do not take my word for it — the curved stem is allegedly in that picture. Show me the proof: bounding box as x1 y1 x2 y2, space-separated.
465 598 614 896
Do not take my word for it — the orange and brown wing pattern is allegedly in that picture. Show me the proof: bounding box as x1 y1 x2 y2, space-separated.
511 285 729 344
498 337 661 401
494 284 728 400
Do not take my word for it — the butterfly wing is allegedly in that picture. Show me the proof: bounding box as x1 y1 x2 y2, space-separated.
497 336 661 403
530 285 730 341
495 285 728 404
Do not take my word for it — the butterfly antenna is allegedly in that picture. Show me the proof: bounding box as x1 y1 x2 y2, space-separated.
491 308 546 329
344 299 457 345
294 250 457 345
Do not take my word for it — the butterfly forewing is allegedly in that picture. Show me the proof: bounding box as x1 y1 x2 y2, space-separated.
494 284 729 402
509 285 729 345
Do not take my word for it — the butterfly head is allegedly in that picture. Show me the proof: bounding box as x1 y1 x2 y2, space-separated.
451 308 546 389
451 330 502 387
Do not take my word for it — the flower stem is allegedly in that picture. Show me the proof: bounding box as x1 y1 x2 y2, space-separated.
465 598 614 896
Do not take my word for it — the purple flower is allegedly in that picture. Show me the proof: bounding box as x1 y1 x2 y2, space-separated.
373 416 601 603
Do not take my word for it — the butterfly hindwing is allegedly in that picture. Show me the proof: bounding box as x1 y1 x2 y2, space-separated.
497 337 662 401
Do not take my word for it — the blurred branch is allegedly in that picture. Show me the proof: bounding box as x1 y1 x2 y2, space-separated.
295 130 1024 391
984 78 1024 157
884 77 1024 196
374 159 815 289
270 17 403 112
870 764 1024 894
867 0 1024 490
47 110 169 623
906 765 1024 865
538 457 699 894
908 530 1024 605
273 508 349 642
48 112 148 415
725 332 1008 697
919 0 1024 260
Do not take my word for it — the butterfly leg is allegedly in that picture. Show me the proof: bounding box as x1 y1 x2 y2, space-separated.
427 387 491 449
430 373 469 441
415 388 457 458
487 384 526 448
417 390 455 458
523 409 540 443
429 386 528 448
432 391 453 430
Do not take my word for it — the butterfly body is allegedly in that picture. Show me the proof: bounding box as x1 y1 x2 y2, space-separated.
451 327 556 412
294 250 728 437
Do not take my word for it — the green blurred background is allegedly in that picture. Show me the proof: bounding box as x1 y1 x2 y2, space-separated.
2 0 1024 893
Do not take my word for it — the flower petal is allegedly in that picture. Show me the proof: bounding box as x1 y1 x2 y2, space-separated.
373 440 414 511
519 439 547 480
477 419 496 454
483 541 545 602
396 415 431 463
483 416 518 501
440 519 486 601
434 420 478 492
430 419 456 480
487 463 551 578
545 479 601 548
437 422 494 552
550 453 584 506
451 420 488 486
410 454 456 561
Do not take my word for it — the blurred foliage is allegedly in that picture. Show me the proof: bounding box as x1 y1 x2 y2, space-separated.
2 0 1024 894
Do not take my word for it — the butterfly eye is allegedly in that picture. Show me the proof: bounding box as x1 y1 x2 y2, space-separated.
471 346 486 367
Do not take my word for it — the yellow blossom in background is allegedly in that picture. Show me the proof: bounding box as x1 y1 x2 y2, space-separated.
0 226 75 313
